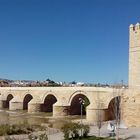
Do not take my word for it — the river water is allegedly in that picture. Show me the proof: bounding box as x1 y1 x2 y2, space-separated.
0 109 84 129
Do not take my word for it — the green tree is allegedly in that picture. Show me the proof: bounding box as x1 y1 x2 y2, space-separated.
83 97 90 112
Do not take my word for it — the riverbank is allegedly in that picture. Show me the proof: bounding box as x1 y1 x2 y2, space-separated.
0 110 140 140
0 124 139 140
72 119 140 140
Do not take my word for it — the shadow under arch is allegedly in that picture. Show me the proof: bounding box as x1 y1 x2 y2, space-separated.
69 93 90 115
23 94 33 110
107 96 121 120
41 94 57 112
4 94 14 109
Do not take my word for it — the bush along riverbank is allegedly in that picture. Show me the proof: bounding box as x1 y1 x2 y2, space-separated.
61 122 117 140
0 122 46 136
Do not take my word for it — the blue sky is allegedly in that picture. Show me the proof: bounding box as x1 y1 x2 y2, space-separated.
0 0 140 84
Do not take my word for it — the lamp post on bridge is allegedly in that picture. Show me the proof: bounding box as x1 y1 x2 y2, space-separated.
79 98 85 137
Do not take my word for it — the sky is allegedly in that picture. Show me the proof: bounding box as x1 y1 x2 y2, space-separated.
0 0 140 84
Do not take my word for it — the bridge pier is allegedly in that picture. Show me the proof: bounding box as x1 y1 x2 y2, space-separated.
28 103 41 113
10 101 23 110
87 105 108 122
53 105 70 117
0 100 5 109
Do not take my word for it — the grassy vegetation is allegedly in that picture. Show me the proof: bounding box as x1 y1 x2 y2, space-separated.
72 136 115 140
28 133 48 140
0 122 46 136
61 122 117 140
61 122 90 140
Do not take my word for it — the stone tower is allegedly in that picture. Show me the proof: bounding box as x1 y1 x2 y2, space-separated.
129 23 140 88
121 23 140 127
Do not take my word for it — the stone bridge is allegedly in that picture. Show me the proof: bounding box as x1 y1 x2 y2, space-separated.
1 23 140 127
0 87 123 122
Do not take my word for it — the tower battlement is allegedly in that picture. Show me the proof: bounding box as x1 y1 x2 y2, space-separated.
129 23 140 48
130 23 140 32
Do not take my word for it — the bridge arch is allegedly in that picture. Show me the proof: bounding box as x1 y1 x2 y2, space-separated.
41 91 58 103
5 94 14 108
23 94 33 110
107 96 121 120
41 94 57 112
69 91 90 115
69 90 91 104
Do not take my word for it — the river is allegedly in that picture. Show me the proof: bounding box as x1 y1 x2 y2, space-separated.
0 109 84 129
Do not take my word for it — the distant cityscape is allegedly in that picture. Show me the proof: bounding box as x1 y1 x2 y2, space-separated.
0 78 127 88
